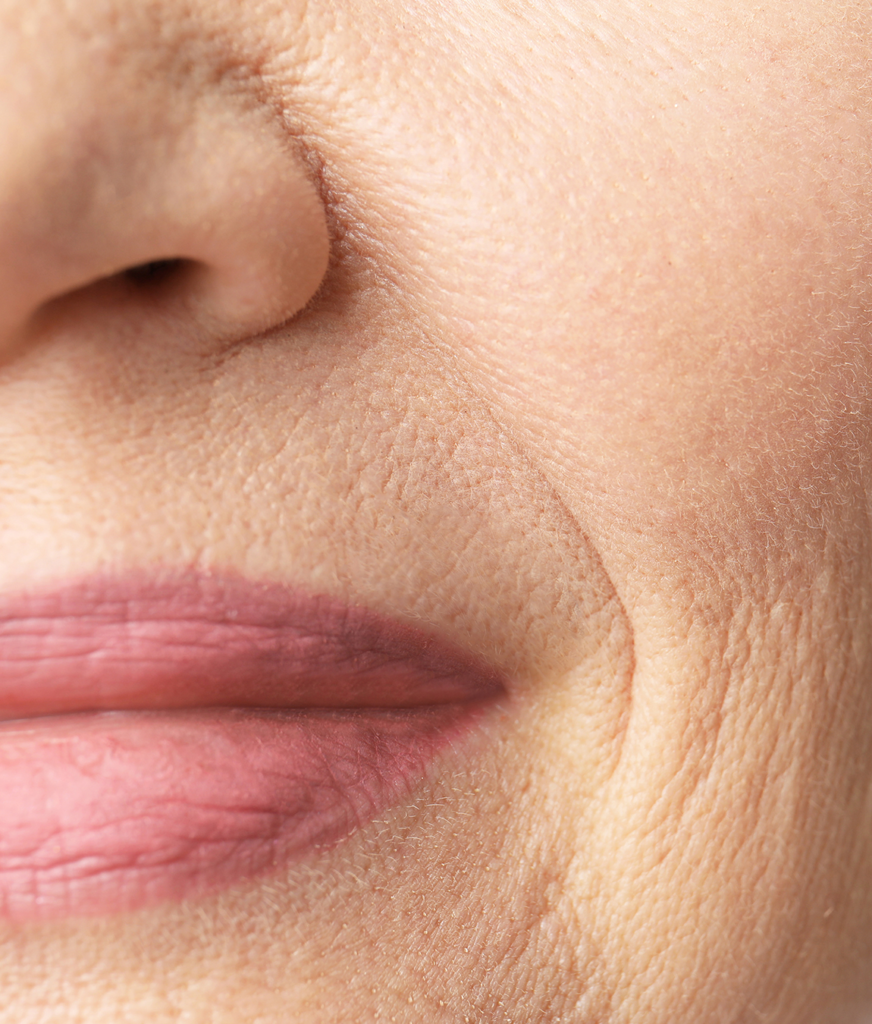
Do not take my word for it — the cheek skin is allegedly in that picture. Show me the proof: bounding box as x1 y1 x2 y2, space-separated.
283 0 872 1019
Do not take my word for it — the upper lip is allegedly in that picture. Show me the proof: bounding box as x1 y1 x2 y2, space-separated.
0 571 505 721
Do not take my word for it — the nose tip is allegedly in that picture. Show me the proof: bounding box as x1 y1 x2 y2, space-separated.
0 78 330 353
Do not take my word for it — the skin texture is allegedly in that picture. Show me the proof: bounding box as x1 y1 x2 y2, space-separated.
0 0 871 1020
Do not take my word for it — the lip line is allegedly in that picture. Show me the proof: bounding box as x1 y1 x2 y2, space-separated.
0 571 507 720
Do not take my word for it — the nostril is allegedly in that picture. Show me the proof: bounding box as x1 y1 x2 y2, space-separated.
19 258 204 347
122 258 188 287
28 258 195 330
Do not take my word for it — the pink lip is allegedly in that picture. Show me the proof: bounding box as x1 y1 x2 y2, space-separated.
0 574 504 921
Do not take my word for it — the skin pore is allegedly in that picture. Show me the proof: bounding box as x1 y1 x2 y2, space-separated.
0 0 871 1020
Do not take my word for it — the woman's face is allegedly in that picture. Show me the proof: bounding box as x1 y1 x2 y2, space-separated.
0 0 871 1020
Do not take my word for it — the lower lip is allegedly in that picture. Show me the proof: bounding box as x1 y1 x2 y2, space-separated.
0 576 503 921
0 705 481 922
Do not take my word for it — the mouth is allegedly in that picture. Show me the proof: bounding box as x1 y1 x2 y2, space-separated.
0 572 505 921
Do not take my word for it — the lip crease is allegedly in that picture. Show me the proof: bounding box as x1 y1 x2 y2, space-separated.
0 573 505 921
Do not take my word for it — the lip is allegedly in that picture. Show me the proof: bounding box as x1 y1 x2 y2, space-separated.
0 573 505 921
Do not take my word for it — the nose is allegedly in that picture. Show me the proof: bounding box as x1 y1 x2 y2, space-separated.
0 33 330 356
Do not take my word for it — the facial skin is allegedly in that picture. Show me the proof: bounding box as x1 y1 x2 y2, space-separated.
0 0 870 1020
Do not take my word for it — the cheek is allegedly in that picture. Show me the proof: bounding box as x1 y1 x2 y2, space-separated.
311 0 872 539
302 2 872 1016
